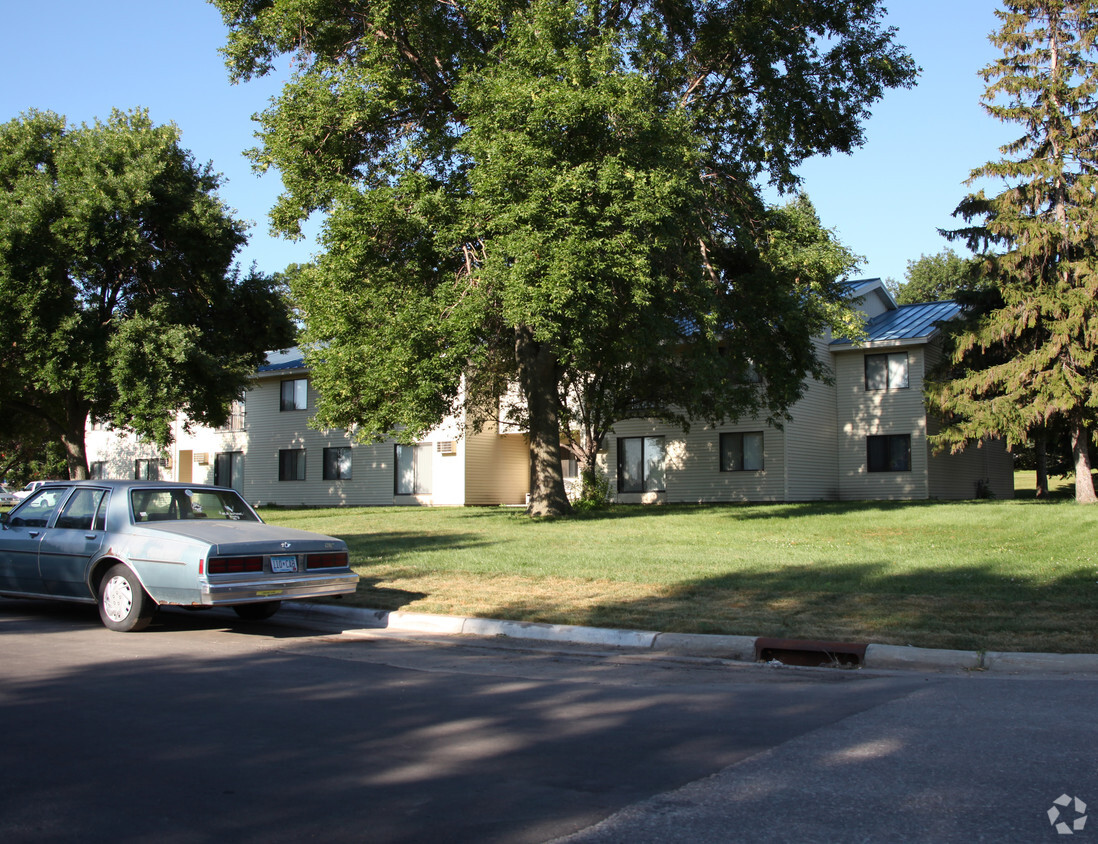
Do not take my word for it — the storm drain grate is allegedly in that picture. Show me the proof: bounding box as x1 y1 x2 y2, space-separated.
755 637 867 668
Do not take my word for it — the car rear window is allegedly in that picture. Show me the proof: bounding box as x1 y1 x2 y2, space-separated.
130 489 260 523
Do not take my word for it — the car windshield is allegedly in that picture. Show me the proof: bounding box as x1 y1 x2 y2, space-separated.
130 488 260 523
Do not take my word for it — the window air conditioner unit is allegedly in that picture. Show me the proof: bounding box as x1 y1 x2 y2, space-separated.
437 440 457 456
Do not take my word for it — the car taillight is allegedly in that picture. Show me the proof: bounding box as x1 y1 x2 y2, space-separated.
207 556 265 574
307 552 349 569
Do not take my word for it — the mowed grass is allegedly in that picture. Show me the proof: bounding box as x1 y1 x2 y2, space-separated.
263 478 1098 654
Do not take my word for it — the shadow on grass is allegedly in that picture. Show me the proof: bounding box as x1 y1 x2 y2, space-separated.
539 496 1076 524
339 529 490 562
476 558 1098 653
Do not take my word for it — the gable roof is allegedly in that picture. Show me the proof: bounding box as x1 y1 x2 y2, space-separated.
831 300 962 350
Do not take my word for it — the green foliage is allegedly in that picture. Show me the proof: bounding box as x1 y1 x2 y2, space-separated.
0 433 67 487
933 0 1098 502
214 0 916 514
887 248 986 304
0 109 294 477
573 466 611 512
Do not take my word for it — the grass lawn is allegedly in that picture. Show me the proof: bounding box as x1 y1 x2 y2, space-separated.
262 473 1098 654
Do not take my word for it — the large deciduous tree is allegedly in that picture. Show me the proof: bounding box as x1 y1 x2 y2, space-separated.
933 0 1098 504
887 248 987 305
214 0 915 515
0 109 294 479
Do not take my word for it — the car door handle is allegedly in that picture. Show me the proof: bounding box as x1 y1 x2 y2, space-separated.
28 531 40 537
85 533 97 540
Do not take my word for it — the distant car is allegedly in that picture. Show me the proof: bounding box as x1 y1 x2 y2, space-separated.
0 480 358 631
0 484 18 506
13 480 54 501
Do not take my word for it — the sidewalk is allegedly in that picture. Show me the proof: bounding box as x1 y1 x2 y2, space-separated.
280 601 1098 674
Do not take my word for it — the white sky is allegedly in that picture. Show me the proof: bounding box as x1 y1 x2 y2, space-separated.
1 0 1014 283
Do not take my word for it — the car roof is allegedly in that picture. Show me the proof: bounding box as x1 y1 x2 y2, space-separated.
47 480 236 492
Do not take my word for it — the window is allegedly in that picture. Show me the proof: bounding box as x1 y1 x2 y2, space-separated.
55 488 109 531
323 446 353 481
278 448 306 481
865 352 909 390
215 451 244 492
219 395 246 431
89 461 106 480
7 486 71 528
395 443 433 494
134 459 164 480
720 432 764 472
280 378 308 411
867 435 911 472
617 436 665 493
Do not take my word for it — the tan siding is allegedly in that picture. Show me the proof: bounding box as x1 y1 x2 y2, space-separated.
925 409 1015 499
463 420 530 506
835 347 929 500
922 343 1015 499
783 336 840 500
607 418 786 503
242 376 394 507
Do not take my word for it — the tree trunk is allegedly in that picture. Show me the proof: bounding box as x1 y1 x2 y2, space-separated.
1071 423 1096 504
1034 427 1049 499
60 429 89 480
515 326 572 517
60 398 90 480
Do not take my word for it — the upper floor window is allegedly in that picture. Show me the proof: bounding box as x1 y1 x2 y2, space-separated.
219 395 246 431
280 378 308 411
618 436 665 493
720 432 764 472
865 352 909 390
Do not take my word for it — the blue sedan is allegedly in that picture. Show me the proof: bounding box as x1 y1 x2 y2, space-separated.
0 480 359 631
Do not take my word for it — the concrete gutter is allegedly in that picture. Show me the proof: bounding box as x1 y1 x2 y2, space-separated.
279 602 1098 674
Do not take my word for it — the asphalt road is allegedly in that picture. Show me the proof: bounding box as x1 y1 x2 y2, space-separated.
2 598 1095 843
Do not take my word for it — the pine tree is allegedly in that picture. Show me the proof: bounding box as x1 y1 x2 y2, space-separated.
933 0 1098 503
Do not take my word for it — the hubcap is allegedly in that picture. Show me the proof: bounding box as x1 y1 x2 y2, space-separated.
103 575 133 622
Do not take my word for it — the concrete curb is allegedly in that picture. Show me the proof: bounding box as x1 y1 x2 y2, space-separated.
279 603 1098 674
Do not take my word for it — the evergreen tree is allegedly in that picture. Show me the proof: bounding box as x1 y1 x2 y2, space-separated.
933 0 1098 503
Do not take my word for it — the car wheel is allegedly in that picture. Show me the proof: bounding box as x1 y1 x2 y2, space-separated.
98 564 155 632
233 601 282 621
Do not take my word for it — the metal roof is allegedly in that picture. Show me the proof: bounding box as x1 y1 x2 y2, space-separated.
258 348 306 372
831 301 961 348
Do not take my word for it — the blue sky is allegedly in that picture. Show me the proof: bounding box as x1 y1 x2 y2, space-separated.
1 0 1013 284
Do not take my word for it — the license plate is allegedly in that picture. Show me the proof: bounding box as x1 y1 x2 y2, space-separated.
270 555 298 573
